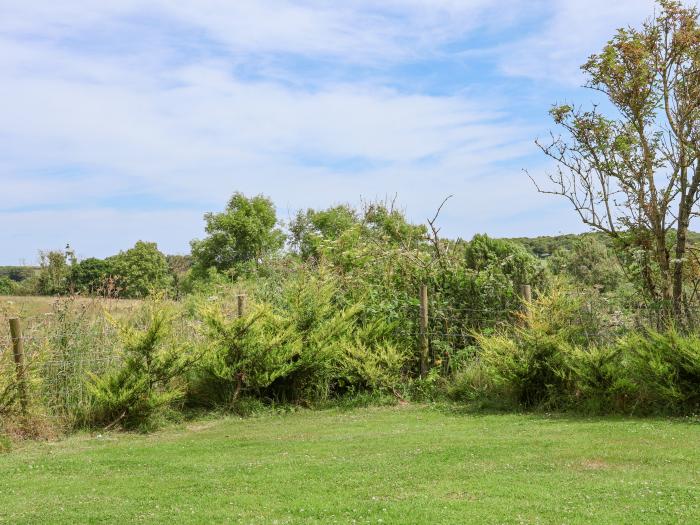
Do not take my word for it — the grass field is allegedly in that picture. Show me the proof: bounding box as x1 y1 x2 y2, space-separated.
0 295 142 319
1 406 699 524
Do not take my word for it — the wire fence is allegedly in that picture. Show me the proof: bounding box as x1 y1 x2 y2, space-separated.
2 288 698 420
0 311 120 420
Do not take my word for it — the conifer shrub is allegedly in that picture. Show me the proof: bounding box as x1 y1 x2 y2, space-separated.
614 329 700 415
84 303 195 430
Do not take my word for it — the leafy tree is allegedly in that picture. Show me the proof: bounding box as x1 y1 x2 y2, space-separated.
549 236 625 292
70 258 112 295
508 233 610 259
290 204 359 259
465 234 540 286
532 1 700 318
0 266 36 282
191 193 285 278
0 276 14 295
434 235 547 333
166 254 191 276
36 249 73 295
109 241 172 298
166 254 192 299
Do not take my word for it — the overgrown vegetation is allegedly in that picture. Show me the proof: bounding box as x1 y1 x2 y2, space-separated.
2 0 700 440
2 189 699 437
532 0 700 321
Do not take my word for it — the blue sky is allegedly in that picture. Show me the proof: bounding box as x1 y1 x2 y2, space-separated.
0 0 670 264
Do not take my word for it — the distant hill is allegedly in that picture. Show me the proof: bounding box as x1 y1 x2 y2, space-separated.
504 233 608 258
505 231 700 259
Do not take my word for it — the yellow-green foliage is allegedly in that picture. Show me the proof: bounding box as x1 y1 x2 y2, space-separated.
449 286 700 414
615 328 700 414
195 270 407 406
200 302 306 403
473 330 571 409
85 303 194 430
337 320 408 393
455 288 584 408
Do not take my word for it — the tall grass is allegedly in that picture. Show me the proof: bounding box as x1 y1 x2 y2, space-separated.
3 283 700 440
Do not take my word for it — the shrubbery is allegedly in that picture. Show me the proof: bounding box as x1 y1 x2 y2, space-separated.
85 304 194 430
5 192 700 440
0 276 14 295
448 289 700 415
190 269 407 409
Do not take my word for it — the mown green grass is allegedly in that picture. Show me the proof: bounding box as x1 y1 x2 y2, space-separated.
1 405 699 524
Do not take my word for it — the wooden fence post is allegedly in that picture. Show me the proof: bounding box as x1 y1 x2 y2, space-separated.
519 284 532 327
419 285 429 378
9 318 28 415
237 294 247 317
519 284 532 303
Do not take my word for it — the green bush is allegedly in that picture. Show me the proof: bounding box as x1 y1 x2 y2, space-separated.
85 304 193 430
446 361 497 404
403 368 443 402
193 269 408 408
458 287 603 409
0 276 14 295
449 294 700 414
615 329 700 414
108 241 172 298
337 321 408 394
198 302 306 406
565 345 628 412
475 331 571 409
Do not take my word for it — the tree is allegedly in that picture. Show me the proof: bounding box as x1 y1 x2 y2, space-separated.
190 192 285 277
109 241 172 298
435 234 546 327
532 1 700 318
0 276 13 295
464 234 542 287
548 236 625 293
290 204 359 260
70 258 112 295
36 249 73 295
166 254 192 299
0 266 35 283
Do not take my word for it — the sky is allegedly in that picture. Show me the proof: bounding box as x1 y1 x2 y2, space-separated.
0 0 674 264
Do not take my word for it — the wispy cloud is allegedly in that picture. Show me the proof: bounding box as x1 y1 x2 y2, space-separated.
498 0 658 84
0 0 673 263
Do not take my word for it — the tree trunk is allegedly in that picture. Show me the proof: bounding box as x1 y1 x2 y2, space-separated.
673 211 689 318
654 227 673 304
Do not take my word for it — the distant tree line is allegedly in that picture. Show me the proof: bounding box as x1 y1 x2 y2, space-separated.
0 243 191 299
0 189 686 307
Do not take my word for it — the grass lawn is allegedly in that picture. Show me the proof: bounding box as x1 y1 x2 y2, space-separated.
1 405 699 524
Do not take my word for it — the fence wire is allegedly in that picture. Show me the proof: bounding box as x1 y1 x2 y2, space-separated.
1 293 696 420
0 308 200 421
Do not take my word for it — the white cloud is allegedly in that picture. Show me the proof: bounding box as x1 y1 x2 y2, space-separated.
0 0 527 63
499 0 659 84
0 0 659 262
0 38 535 207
